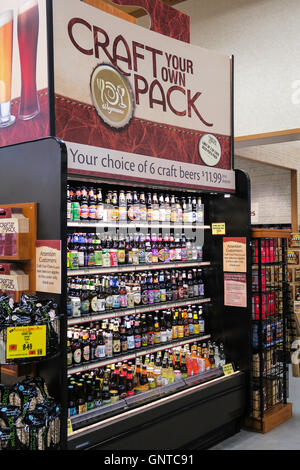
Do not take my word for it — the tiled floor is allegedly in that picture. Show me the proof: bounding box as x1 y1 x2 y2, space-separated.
211 368 300 450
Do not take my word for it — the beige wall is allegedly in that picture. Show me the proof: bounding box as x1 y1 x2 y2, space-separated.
174 0 300 137
235 156 292 225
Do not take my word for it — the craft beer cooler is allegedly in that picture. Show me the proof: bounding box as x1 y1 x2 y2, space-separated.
0 138 252 450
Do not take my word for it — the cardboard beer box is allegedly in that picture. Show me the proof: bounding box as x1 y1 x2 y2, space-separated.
0 207 30 259
0 264 29 301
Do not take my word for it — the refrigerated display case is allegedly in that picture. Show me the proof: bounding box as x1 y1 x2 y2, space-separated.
0 138 251 450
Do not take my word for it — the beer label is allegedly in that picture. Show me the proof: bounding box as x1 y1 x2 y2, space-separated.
81 300 90 314
96 205 104 220
94 251 103 266
89 205 97 219
67 202 72 220
86 401 95 411
97 298 106 312
102 252 111 267
119 207 127 221
83 346 90 362
154 331 161 344
145 251 153 263
194 324 200 335
73 348 81 364
117 249 125 264
95 345 106 359
121 340 128 353
78 404 86 414
119 294 127 307
152 249 159 263
134 335 141 349
147 290 155 304
80 205 89 219
147 332 154 345
68 407 76 418
71 298 81 317
127 335 135 350
91 296 98 312
113 340 121 354
113 295 120 309
139 249 145 264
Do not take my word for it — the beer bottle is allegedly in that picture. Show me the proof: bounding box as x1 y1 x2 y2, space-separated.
96 188 104 221
76 383 86 414
68 385 77 417
140 365 149 392
67 185 72 221
126 320 135 351
165 194 171 223
111 191 119 222
95 329 106 360
139 192 147 222
159 194 166 222
101 380 111 405
118 190 127 221
177 310 184 338
72 187 81 221
172 310 178 340
126 368 135 397
134 319 142 349
196 197 204 225
170 195 177 223
154 313 161 344
88 187 97 221
147 314 154 346
180 352 188 379
81 331 90 363
141 314 148 347
112 322 121 356
147 193 153 223
80 187 89 220
120 320 128 353
152 193 160 222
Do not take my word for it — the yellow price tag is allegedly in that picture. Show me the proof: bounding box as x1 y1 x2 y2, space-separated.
222 363 234 375
67 418 73 436
212 223 226 235
6 325 47 360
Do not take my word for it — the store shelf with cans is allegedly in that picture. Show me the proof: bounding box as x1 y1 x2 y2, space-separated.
68 260 211 277
67 333 211 375
68 296 211 325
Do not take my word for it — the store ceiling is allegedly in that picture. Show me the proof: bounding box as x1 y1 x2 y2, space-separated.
101 0 187 18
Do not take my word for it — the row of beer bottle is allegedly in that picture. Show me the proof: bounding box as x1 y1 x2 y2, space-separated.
67 268 205 318
68 343 225 416
67 306 206 365
67 185 204 224
67 232 203 269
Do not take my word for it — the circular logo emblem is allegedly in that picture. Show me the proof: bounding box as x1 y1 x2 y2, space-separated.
199 134 222 167
90 64 134 129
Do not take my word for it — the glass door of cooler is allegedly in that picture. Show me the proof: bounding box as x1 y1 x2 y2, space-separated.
66 177 230 434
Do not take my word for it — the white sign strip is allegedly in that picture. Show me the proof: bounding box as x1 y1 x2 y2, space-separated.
66 142 235 192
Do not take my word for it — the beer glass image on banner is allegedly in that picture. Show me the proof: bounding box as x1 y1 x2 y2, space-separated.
0 0 48 148
0 9 16 128
18 0 40 120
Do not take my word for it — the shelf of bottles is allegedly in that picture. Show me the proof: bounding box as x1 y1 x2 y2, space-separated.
66 180 223 425
68 341 227 430
250 231 289 422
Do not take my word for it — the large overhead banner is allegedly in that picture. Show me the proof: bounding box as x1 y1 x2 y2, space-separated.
53 0 234 191
0 0 49 147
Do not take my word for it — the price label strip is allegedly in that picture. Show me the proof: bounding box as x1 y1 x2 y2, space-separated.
222 363 235 376
6 325 47 360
